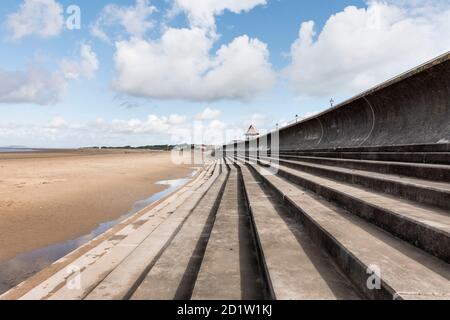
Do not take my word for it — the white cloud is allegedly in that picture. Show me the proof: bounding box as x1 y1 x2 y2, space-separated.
0 112 262 146
61 44 99 80
99 0 274 102
106 113 187 135
91 114 229 145
246 113 267 128
0 44 98 105
0 66 65 105
6 0 64 40
285 0 450 97
114 28 275 101
91 0 157 42
168 114 186 125
208 119 226 130
101 115 229 145
173 0 267 29
195 107 221 120
49 116 67 128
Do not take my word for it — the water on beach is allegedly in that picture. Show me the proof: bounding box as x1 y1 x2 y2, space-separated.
0 172 196 295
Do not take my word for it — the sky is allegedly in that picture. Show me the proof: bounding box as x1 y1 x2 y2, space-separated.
0 0 449 148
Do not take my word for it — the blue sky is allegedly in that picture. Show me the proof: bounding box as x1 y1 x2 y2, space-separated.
0 0 449 147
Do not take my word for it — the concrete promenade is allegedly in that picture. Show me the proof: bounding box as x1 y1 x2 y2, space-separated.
2 53 449 300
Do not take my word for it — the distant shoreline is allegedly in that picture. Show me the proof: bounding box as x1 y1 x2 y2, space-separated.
0 148 44 153
0 144 214 154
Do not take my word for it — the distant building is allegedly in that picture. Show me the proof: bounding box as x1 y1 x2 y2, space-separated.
245 125 259 140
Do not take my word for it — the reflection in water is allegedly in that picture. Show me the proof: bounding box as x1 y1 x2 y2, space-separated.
0 172 196 295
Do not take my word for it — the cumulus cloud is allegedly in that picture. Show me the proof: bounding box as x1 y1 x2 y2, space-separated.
285 0 450 97
61 44 99 80
96 114 231 145
0 44 99 105
195 107 221 120
6 0 64 40
49 116 68 128
245 113 268 129
172 0 267 29
114 28 275 101
208 119 226 130
0 112 255 146
0 66 65 105
101 0 275 102
168 114 187 125
90 113 238 145
104 113 187 135
91 0 157 42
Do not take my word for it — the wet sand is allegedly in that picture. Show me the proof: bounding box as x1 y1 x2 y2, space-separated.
0 149 194 264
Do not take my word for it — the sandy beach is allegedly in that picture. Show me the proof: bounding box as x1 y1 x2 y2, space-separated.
0 149 195 264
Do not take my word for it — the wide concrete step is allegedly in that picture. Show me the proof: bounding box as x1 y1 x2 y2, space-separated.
249 157 450 262
83 163 223 300
278 155 450 182
131 162 229 300
256 156 450 210
235 159 360 300
191 161 266 300
276 151 450 165
244 160 450 300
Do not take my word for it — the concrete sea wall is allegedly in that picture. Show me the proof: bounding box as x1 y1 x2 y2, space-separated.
223 52 450 153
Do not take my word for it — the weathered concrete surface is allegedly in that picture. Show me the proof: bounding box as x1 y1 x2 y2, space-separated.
192 161 265 300
270 150 450 165
222 52 450 153
256 155 450 210
5 54 450 301
236 159 360 300
278 155 450 182
84 163 221 300
131 161 228 300
245 159 450 300
245 156 450 263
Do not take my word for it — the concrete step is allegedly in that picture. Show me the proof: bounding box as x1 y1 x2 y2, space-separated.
256 156 450 210
246 157 450 263
84 163 223 300
244 160 450 300
278 155 450 182
276 151 450 165
18 161 218 300
41 162 219 300
234 159 360 300
130 162 229 300
191 160 266 300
